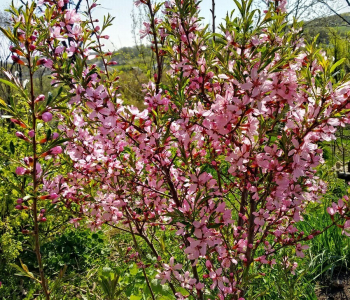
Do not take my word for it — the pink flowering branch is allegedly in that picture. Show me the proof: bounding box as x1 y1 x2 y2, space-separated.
8 0 350 299
0 2 76 298
27 27 51 300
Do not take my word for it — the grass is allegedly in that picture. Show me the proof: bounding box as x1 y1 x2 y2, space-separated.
244 164 350 299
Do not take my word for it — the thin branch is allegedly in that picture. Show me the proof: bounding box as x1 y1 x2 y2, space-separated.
210 0 216 40
317 0 350 26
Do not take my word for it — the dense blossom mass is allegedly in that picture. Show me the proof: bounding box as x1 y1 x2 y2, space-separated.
4 0 350 298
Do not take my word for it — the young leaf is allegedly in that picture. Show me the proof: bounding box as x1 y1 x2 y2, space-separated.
9 141 15 154
330 58 346 74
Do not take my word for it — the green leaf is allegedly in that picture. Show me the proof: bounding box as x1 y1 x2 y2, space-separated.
330 58 346 74
46 128 52 142
10 260 36 281
46 92 53 106
20 260 30 273
44 138 70 153
129 263 139 276
177 287 190 296
0 27 15 42
130 296 142 300
9 96 17 113
0 97 6 106
232 0 242 15
0 79 20 92
9 141 15 154
159 235 165 251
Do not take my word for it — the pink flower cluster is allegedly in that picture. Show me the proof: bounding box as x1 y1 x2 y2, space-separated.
25 0 350 298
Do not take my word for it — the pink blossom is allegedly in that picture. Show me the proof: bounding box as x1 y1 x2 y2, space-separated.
15 167 27 175
49 146 63 155
295 243 309 258
253 209 269 227
69 218 82 228
156 257 182 284
140 22 151 39
343 220 350 236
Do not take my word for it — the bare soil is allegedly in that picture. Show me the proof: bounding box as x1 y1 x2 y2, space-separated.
316 271 350 300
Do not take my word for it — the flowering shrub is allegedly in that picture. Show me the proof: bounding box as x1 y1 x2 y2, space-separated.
3 0 350 299
0 3 69 299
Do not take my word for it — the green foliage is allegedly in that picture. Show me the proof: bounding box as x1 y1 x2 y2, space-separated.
41 229 110 275
0 219 23 262
245 167 350 299
97 266 124 300
2 2 350 300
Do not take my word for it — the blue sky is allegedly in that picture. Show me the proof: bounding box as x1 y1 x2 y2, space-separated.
81 0 350 50
1 0 237 50
2 0 350 50
93 0 237 49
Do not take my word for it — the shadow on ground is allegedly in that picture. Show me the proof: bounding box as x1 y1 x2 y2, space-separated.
317 270 350 300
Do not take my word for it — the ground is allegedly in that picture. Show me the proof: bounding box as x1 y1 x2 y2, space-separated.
317 270 350 299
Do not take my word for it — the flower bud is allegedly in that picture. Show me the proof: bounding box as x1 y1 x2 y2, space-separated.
11 118 27 128
28 130 35 138
49 193 59 199
16 131 29 141
28 35 37 42
42 112 53 122
36 58 47 66
17 32 25 42
15 204 28 210
10 46 25 56
23 157 34 166
39 193 58 200
17 198 23 204
34 94 45 103
11 55 26 66
40 217 47 222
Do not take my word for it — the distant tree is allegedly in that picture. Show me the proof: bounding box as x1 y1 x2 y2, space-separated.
313 0 350 26
0 11 14 104
0 11 11 62
253 0 350 24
